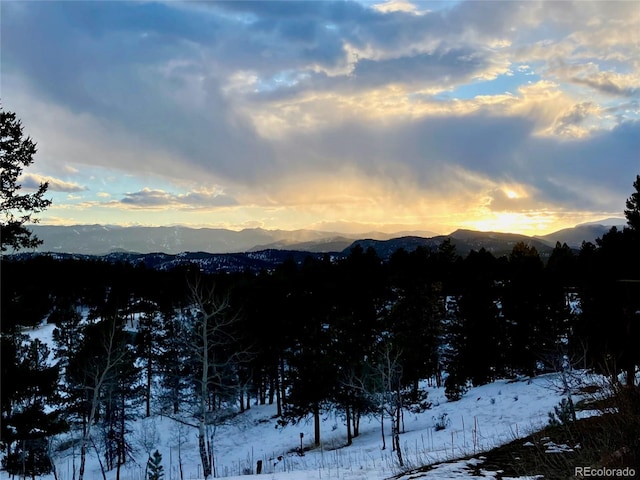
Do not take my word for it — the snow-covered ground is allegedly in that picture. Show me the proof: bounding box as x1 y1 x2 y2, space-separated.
7 322 598 480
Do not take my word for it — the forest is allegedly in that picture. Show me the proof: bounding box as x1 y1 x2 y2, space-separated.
2 178 640 478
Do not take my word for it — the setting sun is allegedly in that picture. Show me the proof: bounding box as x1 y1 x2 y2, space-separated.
504 189 520 199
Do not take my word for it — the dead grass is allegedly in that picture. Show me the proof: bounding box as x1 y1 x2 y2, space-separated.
392 382 640 480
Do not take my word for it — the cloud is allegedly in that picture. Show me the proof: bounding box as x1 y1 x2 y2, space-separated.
2 1 276 183
372 0 421 15
20 173 87 193
119 188 238 209
551 102 600 137
569 71 639 98
2 0 637 234
350 47 493 88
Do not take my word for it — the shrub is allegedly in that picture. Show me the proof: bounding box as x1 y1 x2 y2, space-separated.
433 412 451 431
548 397 577 427
445 373 468 401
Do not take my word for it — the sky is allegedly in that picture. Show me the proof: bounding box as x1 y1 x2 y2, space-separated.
2 0 639 236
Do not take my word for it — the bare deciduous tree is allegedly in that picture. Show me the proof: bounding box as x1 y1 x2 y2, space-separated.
185 276 247 479
74 318 129 480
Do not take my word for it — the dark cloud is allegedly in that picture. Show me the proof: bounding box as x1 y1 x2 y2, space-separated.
2 1 277 182
20 174 87 193
570 76 639 98
277 112 536 186
352 47 489 88
120 189 237 209
2 2 218 112
553 102 594 135
273 112 638 213
527 120 640 209
121 190 172 207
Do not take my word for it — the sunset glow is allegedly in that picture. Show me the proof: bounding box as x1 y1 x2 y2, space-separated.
2 1 637 236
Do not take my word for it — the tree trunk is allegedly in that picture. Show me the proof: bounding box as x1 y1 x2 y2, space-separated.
146 354 152 418
394 425 403 467
268 374 275 405
391 406 404 466
199 304 212 479
91 438 107 480
178 431 184 480
313 403 321 447
116 382 125 480
352 409 360 438
275 367 282 417
208 433 215 478
198 421 212 479
279 357 287 405
345 403 352 446
78 417 87 480
380 409 386 450
626 364 635 387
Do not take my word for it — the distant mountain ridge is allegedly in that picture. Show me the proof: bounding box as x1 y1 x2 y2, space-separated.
344 230 555 260
18 220 626 256
21 225 342 255
534 221 626 248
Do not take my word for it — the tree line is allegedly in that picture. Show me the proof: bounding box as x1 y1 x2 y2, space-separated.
2 176 639 477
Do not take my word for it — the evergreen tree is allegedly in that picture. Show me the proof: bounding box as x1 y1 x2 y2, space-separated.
136 306 163 417
387 247 443 390
331 247 388 445
236 269 289 414
280 257 335 447
1 337 68 477
1 107 51 251
576 187 640 385
147 450 164 480
503 242 545 376
540 242 576 370
65 317 133 480
100 336 140 474
624 174 640 232
442 248 505 393
157 309 191 415
1 256 53 330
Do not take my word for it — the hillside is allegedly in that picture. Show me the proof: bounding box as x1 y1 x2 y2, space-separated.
5 320 599 480
535 220 625 247
343 230 555 260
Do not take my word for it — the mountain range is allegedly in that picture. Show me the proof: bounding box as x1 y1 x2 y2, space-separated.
21 219 626 257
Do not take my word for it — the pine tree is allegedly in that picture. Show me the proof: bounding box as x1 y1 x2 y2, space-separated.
147 450 164 480
1 337 68 476
503 242 545 376
388 247 443 391
446 248 504 387
624 174 640 232
137 307 162 417
157 309 191 415
331 247 388 445
1 107 51 251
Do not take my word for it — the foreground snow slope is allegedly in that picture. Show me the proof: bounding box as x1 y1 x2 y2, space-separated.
2 366 586 480
4 320 598 480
